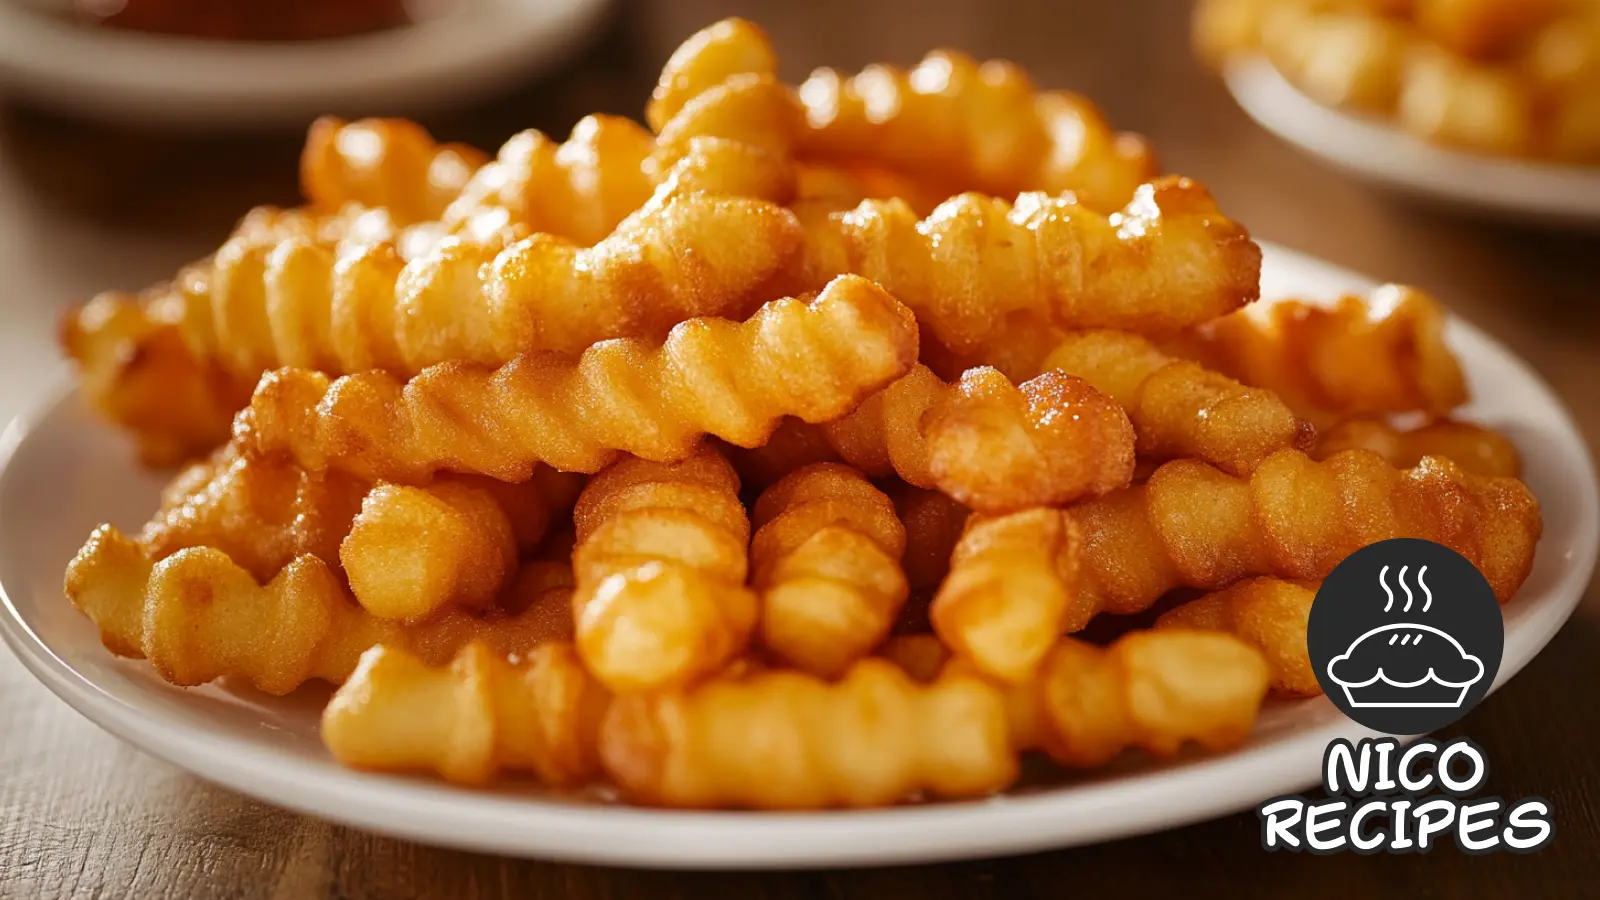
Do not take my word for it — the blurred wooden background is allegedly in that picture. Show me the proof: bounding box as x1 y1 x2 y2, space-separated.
0 1 1597 897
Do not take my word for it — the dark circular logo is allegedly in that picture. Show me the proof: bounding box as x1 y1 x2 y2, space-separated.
1308 538 1503 735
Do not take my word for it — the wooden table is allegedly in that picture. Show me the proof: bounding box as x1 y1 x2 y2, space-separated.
2 1 1597 896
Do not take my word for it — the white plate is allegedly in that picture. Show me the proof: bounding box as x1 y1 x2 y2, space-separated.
0 0 608 128
1225 56 1600 228
0 243 1595 869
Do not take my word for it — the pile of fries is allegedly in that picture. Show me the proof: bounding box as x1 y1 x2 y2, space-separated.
58 18 1542 810
1197 0 1600 161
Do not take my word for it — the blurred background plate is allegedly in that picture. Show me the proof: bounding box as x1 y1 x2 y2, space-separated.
1225 56 1600 229
0 0 610 128
1 243 1594 869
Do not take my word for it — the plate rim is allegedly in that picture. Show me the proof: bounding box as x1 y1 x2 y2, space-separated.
1 243 1595 869
0 0 609 125
1223 55 1600 225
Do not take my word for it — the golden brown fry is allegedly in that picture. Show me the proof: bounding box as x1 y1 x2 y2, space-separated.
750 464 908 676
796 177 1261 353
646 18 798 173
301 117 488 226
140 444 367 580
499 559 577 641
63 527 564 695
340 482 517 621
923 368 1136 513
1193 0 1274 69
240 274 918 483
1041 330 1314 475
59 288 254 466
932 508 1082 682
571 447 756 692
796 50 1155 210
1072 449 1540 617
600 659 1016 808
1313 416 1521 477
1261 6 1415 112
822 365 1134 514
995 631 1270 768
440 115 657 246
889 484 971 600
1165 285 1468 425
322 642 609 786
1398 46 1538 156
1157 577 1321 696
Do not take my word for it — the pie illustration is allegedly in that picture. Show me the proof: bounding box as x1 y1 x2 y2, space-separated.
1326 623 1485 708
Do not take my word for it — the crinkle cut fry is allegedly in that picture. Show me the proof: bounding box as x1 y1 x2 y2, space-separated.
795 49 1156 211
229 163 804 376
820 364 1135 514
888 483 970 601
240 274 918 484
1157 577 1321 696
1164 285 1469 425
322 642 609 786
751 464 908 676
142 444 570 602
58 287 254 466
62 527 574 695
571 446 757 692
1040 329 1314 475
932 508 1083 683
301 117 488 226
1072 449 1540 619
796 176 1261 353
1313 416 1521 478
600 658 1016 809
987 630 1270 768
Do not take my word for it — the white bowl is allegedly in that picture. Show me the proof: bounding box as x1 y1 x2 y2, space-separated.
0 243 1594 868
1225 56 1600 228
0 0 609 128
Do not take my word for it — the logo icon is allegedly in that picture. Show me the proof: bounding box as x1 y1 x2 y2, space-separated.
1309 539 1503 734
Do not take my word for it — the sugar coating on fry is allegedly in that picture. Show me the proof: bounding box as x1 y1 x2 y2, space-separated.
571 447 756 692
797 177 1261 353
322 642 609 786
600 659 1016 808
241 274 917 483
140 444 367 580
923 367 1136 513
932 508 1082 683
301 117 487 226
340 482 517 621
63 526 575 694
440 116 657 247
796 50 1154 211
1166 285 1468 425
59 288 254 466
820 363 946 488
997 631 1270 768
1157 577 1320 696
889 484 970 600
1313 416 1521 478
750 464 908 676
1041 330 1313 475
1072 449 1540 620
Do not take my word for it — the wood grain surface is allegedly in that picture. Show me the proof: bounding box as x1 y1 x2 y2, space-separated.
2 1 1598 897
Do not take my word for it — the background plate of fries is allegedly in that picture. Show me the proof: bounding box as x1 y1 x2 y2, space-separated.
0 0 608 127
1225 57 1600 226
2 243 1594 868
